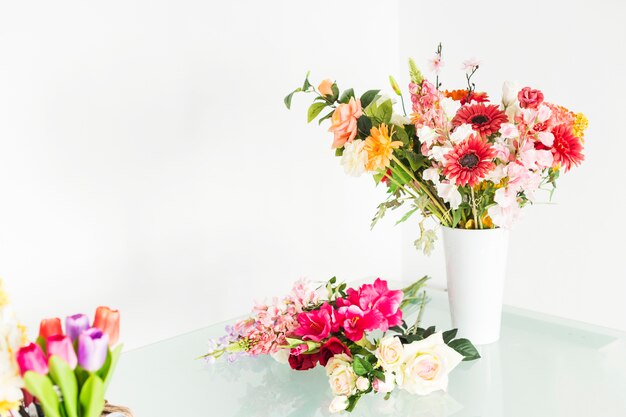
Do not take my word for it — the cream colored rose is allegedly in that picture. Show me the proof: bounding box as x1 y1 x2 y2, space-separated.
328 363 357 396
372 371 395 393
395 332 463 395
325 353 352 376
376 336 404 371
355 376 370 391
328 395 349 413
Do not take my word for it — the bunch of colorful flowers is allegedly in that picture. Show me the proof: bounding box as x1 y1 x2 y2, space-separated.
285 44 587 253
13 306 122 417
203 277 479 413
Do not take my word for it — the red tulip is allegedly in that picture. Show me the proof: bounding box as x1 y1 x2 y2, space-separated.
93 306 120 345
17 343 48 376
38 318 63 340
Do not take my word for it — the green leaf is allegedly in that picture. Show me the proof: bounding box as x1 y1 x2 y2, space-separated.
339 88 355 104
79 375 105 417
357 115 372 137
307 102 327 123
378 99 393 124
23 372 62 417
360 89 380 108
284 88 301 109
395 206 418 226
352 356 373 376
318 109 334 125
302 71 312 90
422 325 436 339
330 83 340 102
102 345 123 391
346 395 361 412
452 209 462 228
448 338 481 361
394 127 409 144
48 356 79 417
442 329 458 344
335 147 343 157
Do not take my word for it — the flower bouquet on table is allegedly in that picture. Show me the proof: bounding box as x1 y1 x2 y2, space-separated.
284 43 587 344
0 280 128 417
202 277 479 413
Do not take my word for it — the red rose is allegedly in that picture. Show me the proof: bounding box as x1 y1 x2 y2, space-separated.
288 352 319 371
318 337 352 366
517 87 544 109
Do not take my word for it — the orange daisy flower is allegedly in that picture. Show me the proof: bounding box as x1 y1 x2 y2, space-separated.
364 123 403 171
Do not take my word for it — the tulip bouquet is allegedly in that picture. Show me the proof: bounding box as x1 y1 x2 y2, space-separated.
14 307 122 417
285 44 587 253
203 277 479 413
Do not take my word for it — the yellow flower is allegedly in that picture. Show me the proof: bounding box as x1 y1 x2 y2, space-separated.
573 112 589 141
364 123 402 171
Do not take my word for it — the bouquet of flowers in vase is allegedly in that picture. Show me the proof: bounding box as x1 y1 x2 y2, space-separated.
203 277 479 413
285 44 587 253
0 281 124 417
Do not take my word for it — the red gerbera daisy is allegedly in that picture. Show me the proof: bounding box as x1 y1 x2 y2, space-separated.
549 124 584 171
452 103 508 137
444 135 497 187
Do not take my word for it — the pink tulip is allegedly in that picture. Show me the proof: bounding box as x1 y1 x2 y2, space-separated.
17 343 48 376
47 335 78 369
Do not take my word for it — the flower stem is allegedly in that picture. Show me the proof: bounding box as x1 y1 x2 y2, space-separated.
470 187 480 229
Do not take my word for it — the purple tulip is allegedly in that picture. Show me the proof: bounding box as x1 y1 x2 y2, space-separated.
66 314 90 341
47 335 78 369
78 328 109 371
17 343 48 376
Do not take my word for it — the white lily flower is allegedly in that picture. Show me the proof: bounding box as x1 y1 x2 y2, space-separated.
436 183 462 209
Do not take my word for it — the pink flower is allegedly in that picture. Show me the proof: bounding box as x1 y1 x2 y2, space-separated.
338 305 383 342
461 57 480 73
518 87 544 109
355 278 403 331
47 335 78 369
17 343 48 376
428 56 444 75
329 98 362 149
293 305 332 342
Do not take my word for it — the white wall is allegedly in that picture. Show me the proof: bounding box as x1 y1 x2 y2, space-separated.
1 0 625 351
398 0 626 331
0 0 403 349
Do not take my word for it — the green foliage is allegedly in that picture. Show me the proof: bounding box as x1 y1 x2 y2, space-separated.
448 338 481 361
23 372 62 417
408 58 424 85
357 115 373 137
307 102 327 123
318 109 334 125
339 88 355 104
395 206 419 226
364 98 393 125
79 375 105 417
48 356 79 417
442 329 458 344
284 88 301 109
352 356 374 376
360 89 380 108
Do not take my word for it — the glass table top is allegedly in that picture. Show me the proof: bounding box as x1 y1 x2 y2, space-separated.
107 289 626 416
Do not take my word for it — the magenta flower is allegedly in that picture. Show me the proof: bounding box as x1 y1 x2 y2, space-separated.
338 305 383 342
356 278 404 331
47 335 78 369
78 328 109 371
16 343 48 376
66 313 90 341
293 307 332 342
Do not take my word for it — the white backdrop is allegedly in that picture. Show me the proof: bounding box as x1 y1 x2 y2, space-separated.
0 0 403 349
0 0 624 350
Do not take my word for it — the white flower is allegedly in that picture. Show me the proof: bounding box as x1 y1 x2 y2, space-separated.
485 164 507 184
329 396 349 413
440 97 460 120
270 349 290 364
326 354 357 396
461 57 480 73
372 372 395 393
417 125 438 147
501 81 521 108
340 140 368 177
449 124 474 144
0 281 24 416
390 113 412 126
422 167 441 184
488 204 523 228
356 376 370 391
494 187 517 209
436 183 462 209
498 123 519 139
395 333 463 395
429 145 453 163
376 336 404 371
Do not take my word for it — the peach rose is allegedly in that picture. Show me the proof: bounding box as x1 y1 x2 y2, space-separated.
329 97 362 149
328 362 357 396
318 79 334 97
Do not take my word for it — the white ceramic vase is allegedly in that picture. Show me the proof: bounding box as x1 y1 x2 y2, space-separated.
441 226 509 345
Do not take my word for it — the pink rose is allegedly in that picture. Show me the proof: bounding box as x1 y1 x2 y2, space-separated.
293 307 332 342
329 98 362 149
517 87 544 109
